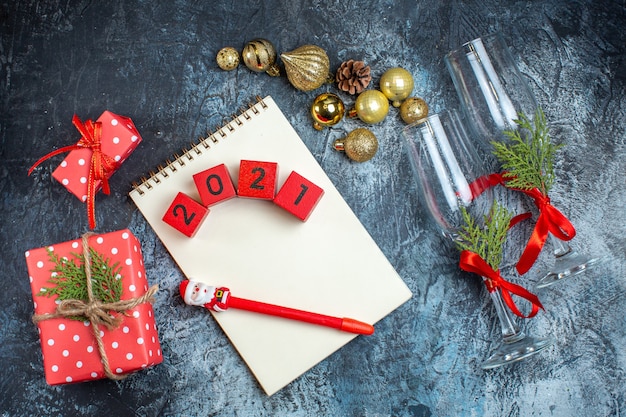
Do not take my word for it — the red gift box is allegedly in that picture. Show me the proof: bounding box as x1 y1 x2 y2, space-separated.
24 229 162 385
29 111 142 229
51 111 141 202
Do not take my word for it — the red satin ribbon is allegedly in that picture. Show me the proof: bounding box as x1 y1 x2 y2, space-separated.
468 172 506 199
28 115 118 229
459 250 543 318
467 172 576 275
512 188 576 275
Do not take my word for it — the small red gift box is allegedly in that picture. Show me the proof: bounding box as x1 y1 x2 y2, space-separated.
29 111 142 229
51 111 141 202
25 229 162 385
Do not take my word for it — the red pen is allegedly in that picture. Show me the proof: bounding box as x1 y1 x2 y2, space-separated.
179 279 374 335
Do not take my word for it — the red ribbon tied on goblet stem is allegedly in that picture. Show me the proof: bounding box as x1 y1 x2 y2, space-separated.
466 172 577 275
513 187 576 275
28 115 119 229
468 172 507 199
459 250 544 318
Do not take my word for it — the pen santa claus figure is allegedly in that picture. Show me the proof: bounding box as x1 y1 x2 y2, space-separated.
180 280 230 312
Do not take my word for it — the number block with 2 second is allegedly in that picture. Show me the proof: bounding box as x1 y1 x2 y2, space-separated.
273 171 324 221
193 163 237 207
237 160 278 200
162 192 209 237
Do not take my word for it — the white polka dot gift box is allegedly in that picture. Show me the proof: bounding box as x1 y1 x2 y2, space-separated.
28 112 142 229
24 229 162 385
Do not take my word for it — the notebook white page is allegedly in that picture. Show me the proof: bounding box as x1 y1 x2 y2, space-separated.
129 96 412 395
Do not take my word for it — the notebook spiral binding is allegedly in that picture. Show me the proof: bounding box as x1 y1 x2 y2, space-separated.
130 96 268 196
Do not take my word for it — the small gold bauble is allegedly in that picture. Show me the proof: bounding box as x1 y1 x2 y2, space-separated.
400 97 429 124
216 47 240 71
333 128 379 162
380 67 414 107
349 90 389 124
241 38 280 76
311 93 345 130
281 45 331 91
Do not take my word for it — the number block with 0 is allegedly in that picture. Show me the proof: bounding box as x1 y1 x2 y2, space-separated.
193 163 237 207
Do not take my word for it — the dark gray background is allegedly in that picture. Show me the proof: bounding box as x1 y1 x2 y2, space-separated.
1 1 625 416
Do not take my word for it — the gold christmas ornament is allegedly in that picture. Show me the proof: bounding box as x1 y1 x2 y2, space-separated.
241 38 280 76
333 128 379 162
281 45 331 91
310 93 345 130
348 90 389 124
400 97 429 124
380 67 414 107
216 47 240 71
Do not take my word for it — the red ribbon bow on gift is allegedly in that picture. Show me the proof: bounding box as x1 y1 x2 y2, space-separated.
28 115 119 229
459 250 544 318
513 188 576 275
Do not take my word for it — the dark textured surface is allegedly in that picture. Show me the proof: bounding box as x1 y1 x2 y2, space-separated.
1 1 625 416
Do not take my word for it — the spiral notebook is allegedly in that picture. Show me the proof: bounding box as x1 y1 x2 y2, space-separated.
129 96 412 395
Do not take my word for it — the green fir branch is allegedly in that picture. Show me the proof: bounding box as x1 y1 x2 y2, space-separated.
38 248 123 306
491 108 563 195
455 201 513 270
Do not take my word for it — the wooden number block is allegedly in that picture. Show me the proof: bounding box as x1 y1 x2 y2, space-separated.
273 171 324 221
162 192 209 237
193 164 237 207
237 160 278 200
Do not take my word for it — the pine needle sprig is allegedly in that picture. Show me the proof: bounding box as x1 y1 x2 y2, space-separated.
38 248 123 308
455 201 513 270
491 108 562 196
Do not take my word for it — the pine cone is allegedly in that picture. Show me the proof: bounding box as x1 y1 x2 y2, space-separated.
335 60 372 95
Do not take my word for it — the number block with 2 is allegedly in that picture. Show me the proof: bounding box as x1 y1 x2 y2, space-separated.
273 171 324 221
162 192 209 237
193 163 237 207
237 160 278 200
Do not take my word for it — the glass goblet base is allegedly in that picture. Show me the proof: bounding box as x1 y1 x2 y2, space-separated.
481 333 554 370
535 247 604 289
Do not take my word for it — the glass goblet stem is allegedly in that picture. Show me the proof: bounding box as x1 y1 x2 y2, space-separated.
535 235 604 289
551 234 571 257
481 277 554 370
486 281 522 342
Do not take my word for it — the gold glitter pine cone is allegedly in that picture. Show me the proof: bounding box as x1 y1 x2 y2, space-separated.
336 60 371 95
281 45 330 91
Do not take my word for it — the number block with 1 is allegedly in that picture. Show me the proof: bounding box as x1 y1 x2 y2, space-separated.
273 171 324 221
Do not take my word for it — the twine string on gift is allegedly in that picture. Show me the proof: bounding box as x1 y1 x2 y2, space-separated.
27 115 120 229
32 232 158 381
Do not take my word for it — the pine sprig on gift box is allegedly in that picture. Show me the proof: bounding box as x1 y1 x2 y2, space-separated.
492 108 563 196
455 201 513 270
38 248 123 305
